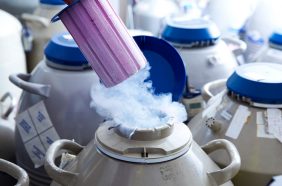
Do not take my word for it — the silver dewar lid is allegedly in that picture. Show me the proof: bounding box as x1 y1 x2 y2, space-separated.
95 121 192 164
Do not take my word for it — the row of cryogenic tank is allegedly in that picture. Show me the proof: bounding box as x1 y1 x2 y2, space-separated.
1 0 282 186
2 0 282 71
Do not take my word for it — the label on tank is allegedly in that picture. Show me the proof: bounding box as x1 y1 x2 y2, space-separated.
225 105 251 139
15 101 60 168
256 112 275 139
266 109 282 143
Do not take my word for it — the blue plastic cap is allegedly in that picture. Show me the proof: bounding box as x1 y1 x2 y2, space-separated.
40 0 65 5
227 63 282 104
162 18 221 45
133 36 186 101
44 33 88 67
269 31 282 46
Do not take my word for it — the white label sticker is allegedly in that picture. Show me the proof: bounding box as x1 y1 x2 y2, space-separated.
267 109 282 143
221 110 232 121
29 102 53 134
257 125 275 139
221 101 234 120
256 112 264 125
271 175 282 186
16 111 37 142
39 127 60 150
59 153 76 169
257 111 275 139
24 136 46 168
225 105 251 139
15 101 60 168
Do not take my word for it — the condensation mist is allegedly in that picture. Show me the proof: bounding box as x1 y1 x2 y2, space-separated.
90 65 187 137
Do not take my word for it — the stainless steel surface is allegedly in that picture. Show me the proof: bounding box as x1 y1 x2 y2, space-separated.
10 61 104 186
133 0 179 36
0 159 29 186
175 40 238 90
189 88 282 185
46 122 240 186
22 3 66 72
0 0 39 17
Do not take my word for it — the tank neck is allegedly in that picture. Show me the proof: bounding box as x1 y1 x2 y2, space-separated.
115 123 174 141
95 121 192 164
45 59 91 71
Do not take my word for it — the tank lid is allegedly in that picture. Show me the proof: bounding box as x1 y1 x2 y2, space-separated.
269 31 282 48
40 0 65 5
44 33 89 70
95 121 192 164
227 63 282 105
162 17 221 47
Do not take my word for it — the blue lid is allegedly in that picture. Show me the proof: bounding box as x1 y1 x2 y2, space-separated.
227 63 282 104
162 18 221 46
44 33 88 68
269 32 282 46
133 36 186 101
40 0 65 5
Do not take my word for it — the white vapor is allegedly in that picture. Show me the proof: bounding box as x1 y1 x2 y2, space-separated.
90 65 187 138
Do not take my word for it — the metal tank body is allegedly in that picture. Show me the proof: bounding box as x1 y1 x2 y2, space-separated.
0 158 30 186
0 0 39 17
162 18 245 119
0 10 27 100
22 0 67 72
133 0 180 36
177 40 238 90
255 32 282 64
0 9 27 186
9 33 104 186
45 122 241 186
188 63 282 185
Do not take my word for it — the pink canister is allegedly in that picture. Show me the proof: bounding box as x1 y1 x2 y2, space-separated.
52 0 147 87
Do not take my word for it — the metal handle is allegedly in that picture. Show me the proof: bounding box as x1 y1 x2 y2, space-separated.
45 140 84 186
201 79 227 102
223 37 247 65
223 37 247 56
0 92 16 119
202 139 241 185
22 13 50 27
0 159 29 186
9 73 51 98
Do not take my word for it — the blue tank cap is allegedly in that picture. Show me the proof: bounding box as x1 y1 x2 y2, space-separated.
227 63 282 105
44 33 89 68
269 31 282 46
40 0 65 5
162 17 221 46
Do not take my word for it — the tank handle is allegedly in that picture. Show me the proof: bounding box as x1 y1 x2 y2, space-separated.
201 79 227 102
9 73 51 98
22 13 50 28
45 140 84 186
202 139 241 185
0 158 29 186
222 37 247 65
0 92 16 119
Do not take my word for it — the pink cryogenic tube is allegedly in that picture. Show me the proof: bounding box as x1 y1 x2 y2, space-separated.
52 0 147 87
